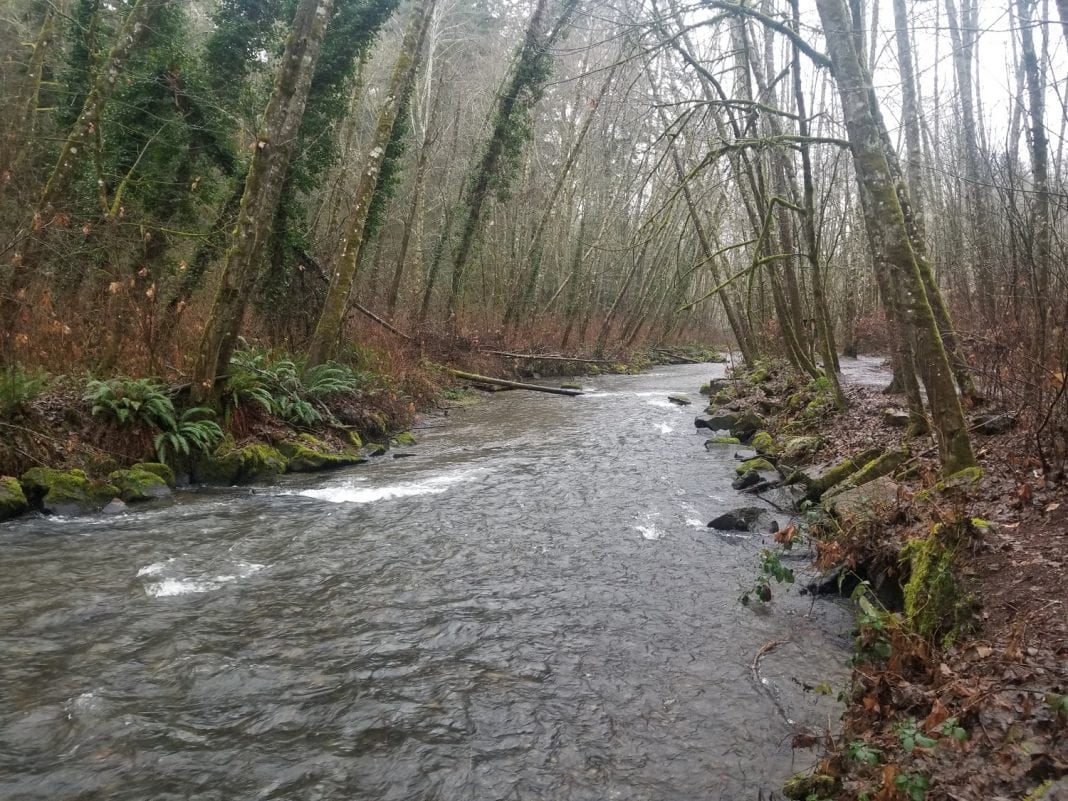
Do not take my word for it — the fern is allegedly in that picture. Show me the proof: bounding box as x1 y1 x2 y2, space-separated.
85 377 176 430
153 408 223 464
0 365 50 418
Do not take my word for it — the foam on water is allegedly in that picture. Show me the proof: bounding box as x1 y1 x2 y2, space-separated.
636 525 664 541
138 560 265 598
298 469 481 504
656 422 675 434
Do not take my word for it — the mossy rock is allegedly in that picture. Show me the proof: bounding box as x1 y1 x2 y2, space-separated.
705 435 741 445
133 462 175 487
392 431 417 446
735 457 776 475
781 436 821 464
193 443 288 485
107 468 171 502
0 476 29 521
278 438 365 472
902 527 972 644
745 365 771 385
782 773 839 800
729 410 765 441
750 430 778 455
711 388 735 406
364 442 389 457
20 467 118 515
346 430 364 449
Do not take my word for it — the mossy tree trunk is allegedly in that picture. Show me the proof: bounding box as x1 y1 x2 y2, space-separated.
815 0 976 473
306 0 433 367
444 0 577 320
189 0 335 402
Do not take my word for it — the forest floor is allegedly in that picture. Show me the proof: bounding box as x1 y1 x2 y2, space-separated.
719 363 1068 801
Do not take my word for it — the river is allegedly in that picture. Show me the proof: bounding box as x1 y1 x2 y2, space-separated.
0 362 857 800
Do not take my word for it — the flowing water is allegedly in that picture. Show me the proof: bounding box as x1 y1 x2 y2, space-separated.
0 363 855 801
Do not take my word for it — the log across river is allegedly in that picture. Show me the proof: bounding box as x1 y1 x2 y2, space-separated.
0 362 890 800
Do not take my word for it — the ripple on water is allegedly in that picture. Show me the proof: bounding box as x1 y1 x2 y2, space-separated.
137 558 266 598
296 468 483 504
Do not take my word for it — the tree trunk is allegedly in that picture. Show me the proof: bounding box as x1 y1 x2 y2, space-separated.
189 0 335 402
815 0 976 473
306 0 433 366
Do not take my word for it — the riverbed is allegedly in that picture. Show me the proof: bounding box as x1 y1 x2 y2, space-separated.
0 363 853 800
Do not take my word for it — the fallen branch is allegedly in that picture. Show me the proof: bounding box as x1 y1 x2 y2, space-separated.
445 369 583 396
350 302 413 341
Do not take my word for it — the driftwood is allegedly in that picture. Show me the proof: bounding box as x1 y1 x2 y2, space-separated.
481 349 614 365
446 369 583 396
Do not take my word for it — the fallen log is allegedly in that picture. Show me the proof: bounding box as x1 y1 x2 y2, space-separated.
481 349 614 365
446 369 583 396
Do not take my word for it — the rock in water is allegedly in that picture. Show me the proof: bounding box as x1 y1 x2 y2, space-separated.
101 498 127 515
667 394 692 406
695 409 741 431
708 507 765 531
732 471 762 490
0 477 29 521
729 410 765 441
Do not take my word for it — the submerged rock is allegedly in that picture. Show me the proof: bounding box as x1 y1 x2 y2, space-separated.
708 507 765 531
732 470 763 490
704 436 741 450
0 476 29 521
20 467 119 516
107 467 171 502
667 393 692 406
101 498 127 515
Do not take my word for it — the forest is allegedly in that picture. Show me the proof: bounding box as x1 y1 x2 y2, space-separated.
1 0 1067 799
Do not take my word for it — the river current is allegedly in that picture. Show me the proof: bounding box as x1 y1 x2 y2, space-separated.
0 362 864 800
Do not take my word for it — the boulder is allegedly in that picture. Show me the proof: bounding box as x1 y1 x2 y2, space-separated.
193 443 289 485
20 468 119 516
392 431 417 446
750 430 778 455
783 773 839 801
822 475 900 528
695 410 741 431
826 448 909 497
881 407 911 428
732 470 763 490
278 436 366 472
667 394 692 406
708 507 765 531
101 498 127 515
733 449 759 462
971 412 1015 435
107 467 171 502
729 410 765 441
364 442 390 457
735 457 776 475
0 476 29 521
788 447 883 501
780 436 821 464
133 462 176 487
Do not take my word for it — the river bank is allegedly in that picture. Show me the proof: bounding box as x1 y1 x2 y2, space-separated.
0 343 723 522
698 358 1068 800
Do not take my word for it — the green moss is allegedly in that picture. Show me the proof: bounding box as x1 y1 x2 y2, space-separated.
750 430 778 455
133 462 175 487
278 439 365 472
21 467 118 515
194 442 289 485
393 431 416 446
902 528 971 645
781 436 821 463
711 388 735 406
0 476 29 521
736 457 776 475
782 772 838 800
346 431 364 449
707 436 741 445
107 468 170 502
364 442 389 457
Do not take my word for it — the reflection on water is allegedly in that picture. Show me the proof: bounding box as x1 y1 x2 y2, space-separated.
0 364 856 801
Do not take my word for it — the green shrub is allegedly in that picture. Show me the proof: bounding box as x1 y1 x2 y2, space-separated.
85 377 176 429
153 408 223 464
